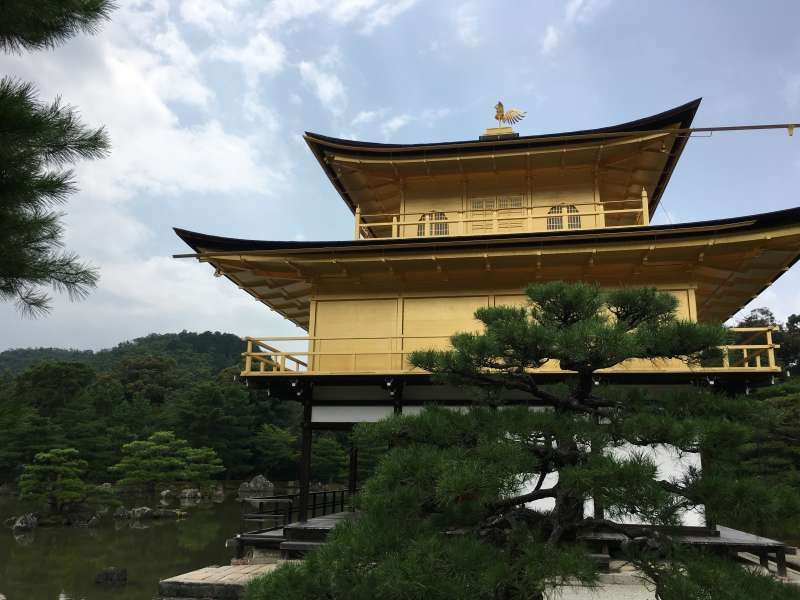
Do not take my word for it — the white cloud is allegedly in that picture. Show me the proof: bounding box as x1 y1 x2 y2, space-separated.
210 32 287 84
350 107 450 138
565 0 610 24
258 0 417 34
179 0 245 33
381 114 412 137
421 107 451 122
351 109 385 126
541 0 611 55
330 0 378 23
455 4 481 47
0 259 301 351
299 60 347 113
243 89 281 130
784 73 800 108
540 25 561 55
260 0 325 28
360 0 418 34
320 45 344 68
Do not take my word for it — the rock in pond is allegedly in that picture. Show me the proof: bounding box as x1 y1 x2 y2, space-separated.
12 513 38 531
130 506 153 520
113 506 132 519
238 475 274 497
180 487 202 499
152 508 185 519
95 566 127 585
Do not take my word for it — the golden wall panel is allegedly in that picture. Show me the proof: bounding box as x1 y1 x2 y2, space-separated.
313 298 398 372
309 287 697 373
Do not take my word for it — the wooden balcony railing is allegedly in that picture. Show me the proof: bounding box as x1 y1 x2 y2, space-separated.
353 195 650 240
242 327 779 377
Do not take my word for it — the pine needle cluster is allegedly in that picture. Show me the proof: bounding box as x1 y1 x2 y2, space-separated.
0 1 113 316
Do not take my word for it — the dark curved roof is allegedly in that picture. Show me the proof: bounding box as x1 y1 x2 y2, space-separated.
174 205 800 256
304 99 702 216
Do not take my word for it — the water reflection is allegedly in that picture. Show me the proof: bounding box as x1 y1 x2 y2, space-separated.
0 493 240 600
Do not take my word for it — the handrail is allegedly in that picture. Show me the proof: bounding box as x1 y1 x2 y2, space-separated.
354 200 649 240
239 488 355 534
241 327 780 375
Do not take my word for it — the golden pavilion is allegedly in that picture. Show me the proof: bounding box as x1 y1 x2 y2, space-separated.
175 99 800 524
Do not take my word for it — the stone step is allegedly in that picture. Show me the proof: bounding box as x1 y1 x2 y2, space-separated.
587 553 611 573
280 540 325 556
159 564 277 600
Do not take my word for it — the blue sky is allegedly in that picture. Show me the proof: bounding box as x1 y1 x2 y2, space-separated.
1 0 799 350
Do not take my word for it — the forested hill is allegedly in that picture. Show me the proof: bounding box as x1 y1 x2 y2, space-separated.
0 330 354 487
0 331 244 375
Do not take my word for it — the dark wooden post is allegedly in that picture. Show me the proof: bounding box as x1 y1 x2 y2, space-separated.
776 549 787 577
590 416 604 520
348 444 359 509
298 398 312 522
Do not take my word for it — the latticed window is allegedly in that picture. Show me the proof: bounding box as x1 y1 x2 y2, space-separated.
566 204 581 229
547 204 581 230
417 211 448 236
471 198 495 210
498 196 523 209
547 205 563 230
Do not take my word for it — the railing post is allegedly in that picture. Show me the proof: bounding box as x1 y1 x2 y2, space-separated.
244 339 253 373
354 205 361 239
392 216 399 238
767 328 777 368
280 355 287 371
641 187 650 225
743 348 749 368
722 347 730 368
492 209 499 232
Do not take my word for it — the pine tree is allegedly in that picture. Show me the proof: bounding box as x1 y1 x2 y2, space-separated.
0 1 113 316
246 282 800 600
110 431 223 494
19 447 110 514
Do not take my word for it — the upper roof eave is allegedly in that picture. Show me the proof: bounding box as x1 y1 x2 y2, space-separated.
303 99 702 217
173 205 800 257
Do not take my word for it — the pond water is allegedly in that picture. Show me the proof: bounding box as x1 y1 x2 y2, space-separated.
0 493 242 600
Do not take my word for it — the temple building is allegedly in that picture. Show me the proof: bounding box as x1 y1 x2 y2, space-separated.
175 100 800 535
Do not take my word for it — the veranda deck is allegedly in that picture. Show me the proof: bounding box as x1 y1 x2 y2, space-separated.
580 524 795 576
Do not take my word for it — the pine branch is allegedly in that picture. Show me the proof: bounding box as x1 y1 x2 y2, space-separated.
0 1 116 53
489 487 558 511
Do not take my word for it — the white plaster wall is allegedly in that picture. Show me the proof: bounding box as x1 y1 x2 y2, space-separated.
524 444 704 527
311 405 394 423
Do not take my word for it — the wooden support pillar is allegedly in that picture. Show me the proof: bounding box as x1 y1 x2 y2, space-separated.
298 398 312 522
776 549 787 577
591 415 604 520
354 206 361 240
641 187 650 225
